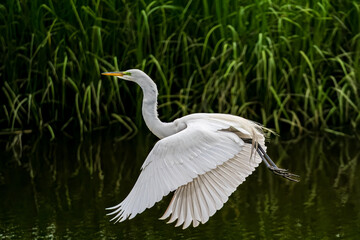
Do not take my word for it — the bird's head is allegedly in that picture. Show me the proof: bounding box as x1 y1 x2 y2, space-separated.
101 69 148 82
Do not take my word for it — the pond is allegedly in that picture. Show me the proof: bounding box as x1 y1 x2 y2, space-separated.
0 131 359 239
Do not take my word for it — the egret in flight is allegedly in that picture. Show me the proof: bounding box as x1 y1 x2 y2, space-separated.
102 69 299 229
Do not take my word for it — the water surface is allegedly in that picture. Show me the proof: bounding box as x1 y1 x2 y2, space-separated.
0 132 359 239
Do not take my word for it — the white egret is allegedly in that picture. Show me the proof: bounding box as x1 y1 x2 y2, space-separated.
102 69 299 229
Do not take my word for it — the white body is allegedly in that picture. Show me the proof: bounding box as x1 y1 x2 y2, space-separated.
105 70 267 229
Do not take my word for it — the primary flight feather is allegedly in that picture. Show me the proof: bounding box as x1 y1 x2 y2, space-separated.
102 69 299 229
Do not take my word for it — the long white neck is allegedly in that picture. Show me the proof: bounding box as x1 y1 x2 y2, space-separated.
135 76 177 139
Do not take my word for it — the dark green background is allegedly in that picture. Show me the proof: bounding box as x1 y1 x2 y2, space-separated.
1 0 359 138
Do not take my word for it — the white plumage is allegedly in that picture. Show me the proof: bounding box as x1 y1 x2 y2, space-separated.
102 69 298 229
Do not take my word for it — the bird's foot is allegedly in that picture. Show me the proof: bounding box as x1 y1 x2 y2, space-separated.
270 167 300 182
241 138 301 182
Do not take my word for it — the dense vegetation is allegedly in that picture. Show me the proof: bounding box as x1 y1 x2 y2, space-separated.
1 0 359 139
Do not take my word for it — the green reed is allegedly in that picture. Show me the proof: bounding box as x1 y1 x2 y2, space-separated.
0 0 359 139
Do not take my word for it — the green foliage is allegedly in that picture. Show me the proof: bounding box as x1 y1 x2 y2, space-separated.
0 0 359 138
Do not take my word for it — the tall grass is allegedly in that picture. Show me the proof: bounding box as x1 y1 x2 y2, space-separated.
0 0 359 139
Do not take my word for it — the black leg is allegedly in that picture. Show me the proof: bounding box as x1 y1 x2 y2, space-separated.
243 138 300 182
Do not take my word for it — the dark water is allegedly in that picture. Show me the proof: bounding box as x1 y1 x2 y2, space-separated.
0 132 359 239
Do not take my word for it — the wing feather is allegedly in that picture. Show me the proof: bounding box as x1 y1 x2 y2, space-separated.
192 178 208 224
183 182 194 229
169 191 181 223
198 175 217 217
168 187 183 224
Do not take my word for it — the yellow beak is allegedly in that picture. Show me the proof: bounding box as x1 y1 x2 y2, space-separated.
101 72 124 76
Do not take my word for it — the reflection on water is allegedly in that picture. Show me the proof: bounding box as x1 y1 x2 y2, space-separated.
0 132 359 239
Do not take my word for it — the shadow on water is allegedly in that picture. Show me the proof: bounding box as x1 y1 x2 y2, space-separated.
0 132 359 239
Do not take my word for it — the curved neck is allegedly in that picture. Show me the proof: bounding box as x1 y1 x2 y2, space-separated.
136 76 176 139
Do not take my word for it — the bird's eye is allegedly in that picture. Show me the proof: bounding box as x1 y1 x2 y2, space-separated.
123 72 132 76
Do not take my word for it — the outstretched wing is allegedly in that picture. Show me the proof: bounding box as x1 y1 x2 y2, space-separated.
107 119 256 223
159 142 263 228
